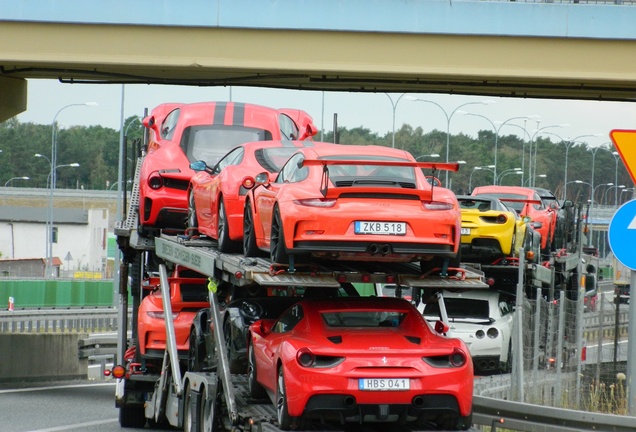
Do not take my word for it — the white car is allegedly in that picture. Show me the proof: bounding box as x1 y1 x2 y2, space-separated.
422 289 515 374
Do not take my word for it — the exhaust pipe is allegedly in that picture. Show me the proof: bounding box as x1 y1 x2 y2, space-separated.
368 243 380 254
412 396 424 408
344 396 357 408
380 244 392 255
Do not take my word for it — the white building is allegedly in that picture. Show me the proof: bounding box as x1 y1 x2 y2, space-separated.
0 206 109 277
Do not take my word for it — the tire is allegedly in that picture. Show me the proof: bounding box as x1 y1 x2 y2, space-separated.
118 403 146 428
188 191 200 236
270 207 290 264
276 366 293 430
242 201 260 257
183 384 199 432
247 340 267 399
200 383 219 432
188 326 206 373
217 198 240 253
224 319 243 374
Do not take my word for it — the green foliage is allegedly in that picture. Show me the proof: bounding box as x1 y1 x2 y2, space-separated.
0 117 630 198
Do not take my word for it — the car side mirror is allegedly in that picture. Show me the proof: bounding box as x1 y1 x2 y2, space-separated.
562 199 574 208
189 160 207 172
254 172 270 187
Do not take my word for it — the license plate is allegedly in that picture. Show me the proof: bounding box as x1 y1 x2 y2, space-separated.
354 221 406 235
359 378 410 391
460 227 471 235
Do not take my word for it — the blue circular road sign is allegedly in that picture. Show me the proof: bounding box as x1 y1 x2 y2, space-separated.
609 199 636 271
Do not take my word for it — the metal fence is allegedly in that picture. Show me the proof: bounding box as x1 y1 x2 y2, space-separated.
0 308 120 333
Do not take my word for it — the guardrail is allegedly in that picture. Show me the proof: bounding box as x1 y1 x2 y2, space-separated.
0 308 120 333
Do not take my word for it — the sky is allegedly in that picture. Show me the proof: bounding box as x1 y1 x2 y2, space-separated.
14 79 636 152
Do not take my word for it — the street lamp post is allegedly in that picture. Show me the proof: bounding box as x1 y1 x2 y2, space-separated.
47 102 96 277
589 144 615 202
406 97 493 188
604 185 625 205
496 167 522 185
621 188 635 204
524 174 547 186
497 169 523 185
541 132 600 200
468 165 495 192
612 151 621 206
574 180 613 247
462 113 534 183
4 176 29 187
528 123 569 187
415 153 440 161
385 93 406 148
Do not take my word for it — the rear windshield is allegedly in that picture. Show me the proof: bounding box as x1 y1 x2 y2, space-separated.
475 193 527 212
181 125 272 166
424 298 490 320
321 310 407 328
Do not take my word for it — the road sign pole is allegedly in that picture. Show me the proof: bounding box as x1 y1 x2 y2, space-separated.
628 270 636 415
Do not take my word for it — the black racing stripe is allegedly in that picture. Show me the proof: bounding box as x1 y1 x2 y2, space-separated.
233 102 246 126
213 102 227 125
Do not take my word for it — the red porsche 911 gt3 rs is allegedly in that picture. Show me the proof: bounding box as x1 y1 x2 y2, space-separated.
242 143 461 272
187 140 322 252
247 297 473 430
138 101 317 235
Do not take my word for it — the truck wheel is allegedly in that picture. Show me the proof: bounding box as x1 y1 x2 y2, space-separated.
242 202 260 257
183 384 198 432
217 198 240 253
200 383 219 432
119 404 146 428
276 366 293 430
188 191 200 236
247 341 267 399
270 207 290 264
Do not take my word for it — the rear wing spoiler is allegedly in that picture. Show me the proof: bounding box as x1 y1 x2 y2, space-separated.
495 198 543 205
301 159 460 172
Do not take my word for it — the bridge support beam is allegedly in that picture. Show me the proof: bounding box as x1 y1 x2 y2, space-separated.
0 76 26 122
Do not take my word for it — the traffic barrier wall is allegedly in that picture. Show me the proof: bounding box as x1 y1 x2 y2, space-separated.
0 279 116 309
0 333 88 382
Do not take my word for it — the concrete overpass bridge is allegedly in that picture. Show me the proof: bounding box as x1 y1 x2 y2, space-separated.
2 0 636 122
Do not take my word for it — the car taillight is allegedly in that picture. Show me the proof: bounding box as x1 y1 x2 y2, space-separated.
293 198 337 208
496 214 507 223
297 348 315 367
487 328 499 339
111 365 126 378
148 173 163 190
423 201 453 211
450 348 467 367
242 176 255 190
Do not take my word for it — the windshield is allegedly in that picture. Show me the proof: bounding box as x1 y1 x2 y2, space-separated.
181 125 271 166
320 155 416 185
474 193 528 213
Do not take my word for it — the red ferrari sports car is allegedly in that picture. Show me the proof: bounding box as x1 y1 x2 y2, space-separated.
138 101 317 235
136 266 209 359
187 140 322 252
247 297 473 430
243 143 461 272
471 185 557 252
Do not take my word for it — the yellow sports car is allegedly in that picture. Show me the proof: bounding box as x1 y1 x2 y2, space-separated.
457 195 536 263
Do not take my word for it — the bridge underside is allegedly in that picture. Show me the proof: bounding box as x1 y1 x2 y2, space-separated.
2 22 636 121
